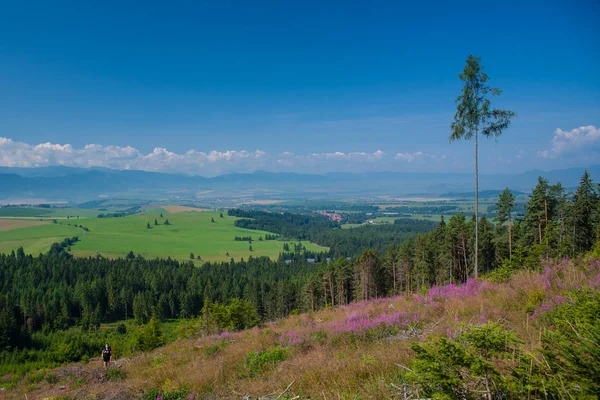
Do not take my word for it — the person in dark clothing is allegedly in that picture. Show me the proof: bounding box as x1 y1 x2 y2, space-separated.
101 343 112 368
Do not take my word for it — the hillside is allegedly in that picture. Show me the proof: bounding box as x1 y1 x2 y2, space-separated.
1 165 600 201
3 255 599 399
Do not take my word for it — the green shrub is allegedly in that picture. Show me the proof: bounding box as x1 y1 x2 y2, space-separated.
45 373 57 384
202 298 260 333
116 323 127 335
25 371 45 384
105 368 126 381
405 323 522 399
204 340 227 356
142 386 190 400
539 289 600 397
136 316 165 352
244 347 287 377
73 378 87 388
152 353 168 366
525 288 545 314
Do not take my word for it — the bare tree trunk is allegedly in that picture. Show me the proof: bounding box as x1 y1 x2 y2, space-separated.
461 235 468 282
474 130 479 279
544 198 549 247
508 218 512 261
328 274 334 306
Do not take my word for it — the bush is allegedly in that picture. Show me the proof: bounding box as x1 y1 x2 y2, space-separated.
105 367 126 381
45 373 57 384
142 386 190 400
202 298 260 333
116 323 127 335
204 340 228 356
244 347 287 377
405 323 522 399
136 316 164 352
539 289 600 397
25 371 46 384
72 378 87 388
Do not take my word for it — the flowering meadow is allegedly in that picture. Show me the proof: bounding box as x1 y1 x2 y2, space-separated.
7 256 600 399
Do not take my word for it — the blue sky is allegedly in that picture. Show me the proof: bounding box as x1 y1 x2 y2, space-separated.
1 0 599 176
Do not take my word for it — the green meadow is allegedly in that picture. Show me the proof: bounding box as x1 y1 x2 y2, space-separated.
0 211 327 262
0 223 82 255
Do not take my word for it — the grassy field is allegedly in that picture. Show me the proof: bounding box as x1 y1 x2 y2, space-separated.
0 221 82 255
0 211 327 262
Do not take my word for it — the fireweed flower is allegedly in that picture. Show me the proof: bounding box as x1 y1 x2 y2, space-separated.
277 331 305 346
218 331 235 341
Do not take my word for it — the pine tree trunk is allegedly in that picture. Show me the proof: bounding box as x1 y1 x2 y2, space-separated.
474 129 479 280
393 263 397 293
544 198 549 247
508 218 512 261
462 235 468 282
328 274 334 306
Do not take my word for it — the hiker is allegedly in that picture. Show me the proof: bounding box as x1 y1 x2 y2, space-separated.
101 343 112 368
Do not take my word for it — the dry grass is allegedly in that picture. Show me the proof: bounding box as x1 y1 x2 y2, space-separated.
7 257 599 399
0 219 47 232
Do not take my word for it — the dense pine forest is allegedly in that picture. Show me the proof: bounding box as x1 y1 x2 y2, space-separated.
229 209 438 257
0 171 599 377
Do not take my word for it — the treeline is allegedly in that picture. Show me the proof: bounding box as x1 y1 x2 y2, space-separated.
384 205 459 214
312 220 438 258
228 209 338 238
303 171 600 309
97 205 141 218
229 209 437 257
0 248 319 350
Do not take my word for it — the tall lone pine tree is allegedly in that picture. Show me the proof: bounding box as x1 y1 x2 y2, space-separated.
451 55 516 279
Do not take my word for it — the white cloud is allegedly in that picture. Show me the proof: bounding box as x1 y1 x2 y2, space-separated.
538 125 600 159
309 150 385 161
395 151 427 162
0 137 271 175
0 138 453 175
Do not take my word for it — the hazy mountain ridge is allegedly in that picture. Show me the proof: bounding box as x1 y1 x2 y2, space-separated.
1 165 598 202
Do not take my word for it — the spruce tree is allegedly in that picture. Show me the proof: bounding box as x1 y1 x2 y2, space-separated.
525 177 549 245
572 171 597 252
496 188 515 259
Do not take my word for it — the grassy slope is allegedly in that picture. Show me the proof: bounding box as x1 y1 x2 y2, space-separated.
0 211 327 262
0 223 82 255
7 257 598 399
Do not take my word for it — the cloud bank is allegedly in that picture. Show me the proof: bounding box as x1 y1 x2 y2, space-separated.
0 137 444 176
538 125 600 159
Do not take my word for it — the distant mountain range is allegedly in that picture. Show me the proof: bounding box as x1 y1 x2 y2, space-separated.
1 165 599 203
